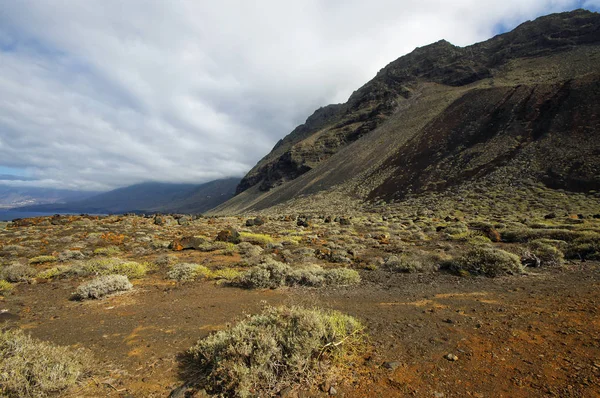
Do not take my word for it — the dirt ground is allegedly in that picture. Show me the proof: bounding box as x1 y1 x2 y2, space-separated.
2 263 599 397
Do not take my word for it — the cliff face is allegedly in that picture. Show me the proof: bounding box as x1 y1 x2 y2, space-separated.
218 9 600 214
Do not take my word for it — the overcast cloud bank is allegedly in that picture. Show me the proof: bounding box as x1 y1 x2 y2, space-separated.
0 0 597 191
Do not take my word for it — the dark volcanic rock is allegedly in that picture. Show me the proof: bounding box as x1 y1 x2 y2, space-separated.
169 236 207 251
215 227 241 244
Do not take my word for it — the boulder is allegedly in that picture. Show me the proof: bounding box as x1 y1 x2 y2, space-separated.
169 236 207 251
216 227 241 244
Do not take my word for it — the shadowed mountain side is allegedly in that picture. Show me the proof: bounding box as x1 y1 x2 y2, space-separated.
211 11 600 215
234 9 600 200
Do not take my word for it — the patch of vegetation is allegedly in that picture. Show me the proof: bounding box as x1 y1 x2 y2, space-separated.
383 255 424 273
0 279 14 294
565 235 600 261
233 260 361 289
0 329 92 397
93 246 121 256
239 232 275 246
0 264 37 282
167 263 212 281
528 240 565 266
109 261 152 279
68 258 150 279
28 255 57 265
501 228 596 243
72 275 133 300
184 305 364 397
444 247 523 277
36 266 68 280
211 268 242 281
58 250 85 262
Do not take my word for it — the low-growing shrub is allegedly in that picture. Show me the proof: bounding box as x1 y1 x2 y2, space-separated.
0 329 91 397
93 246 121 256
36 266 68 280
0 280 13 294
58 250 85 262
383 255 423 273
166 263 212 281
1 264 37 282
28 255 57 265
444 247 523 277
211 268 242 281
528 240 565 267
109 261 149 279
501 228 595 243
68 258 149 279
72 275 133 300
233 260 361 289
185 305 364 397
239 232 274 247
235 260 288 289
323 268 362 285
565 236 600 261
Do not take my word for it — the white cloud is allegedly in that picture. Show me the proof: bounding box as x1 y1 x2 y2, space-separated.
0 0 586 190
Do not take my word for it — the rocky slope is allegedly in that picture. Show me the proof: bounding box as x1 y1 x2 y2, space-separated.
214 9 600 214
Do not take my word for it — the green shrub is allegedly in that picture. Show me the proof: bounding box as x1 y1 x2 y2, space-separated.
528 240 565 267
93 246 121 256
211 268 242 281
239 232 274 246
323 268 361 285
0 329 91 397
0 280 13 294
501 229 593 243
72 275 133 300
28 255 57 265
383 255 423 273
68 258 149 279
286 265 326 286
234 260 289 289
58 250 85 262
1 264 37 282
109 261 149 279
166 263 212 281
36 266 68 280
565 236 600 260
185 305 364 397
445 247 523 277
234 260 361 289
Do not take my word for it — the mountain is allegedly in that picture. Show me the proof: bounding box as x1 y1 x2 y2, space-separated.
0 185 99 209
212 9 600 215
15 178 240 214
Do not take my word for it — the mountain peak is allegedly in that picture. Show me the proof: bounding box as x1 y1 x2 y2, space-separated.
221 9 600 214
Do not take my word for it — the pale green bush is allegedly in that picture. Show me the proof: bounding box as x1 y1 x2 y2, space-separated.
0 329 91 397
186 305 364 397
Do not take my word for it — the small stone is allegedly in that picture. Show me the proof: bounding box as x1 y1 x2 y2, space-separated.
329 386 337 396
445 353 458 361
434 392 445 398
382 361 401 370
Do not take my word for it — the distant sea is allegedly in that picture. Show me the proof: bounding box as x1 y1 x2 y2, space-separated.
0 210 104 221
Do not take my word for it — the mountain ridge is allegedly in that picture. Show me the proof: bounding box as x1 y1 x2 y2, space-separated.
213 9 600 215
15 178 240 215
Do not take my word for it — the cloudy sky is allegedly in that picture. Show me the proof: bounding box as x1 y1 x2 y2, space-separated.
0 1 598 191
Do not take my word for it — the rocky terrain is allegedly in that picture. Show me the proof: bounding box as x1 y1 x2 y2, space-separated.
219 9 600 215
1 9 600 398
1 180 599 396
